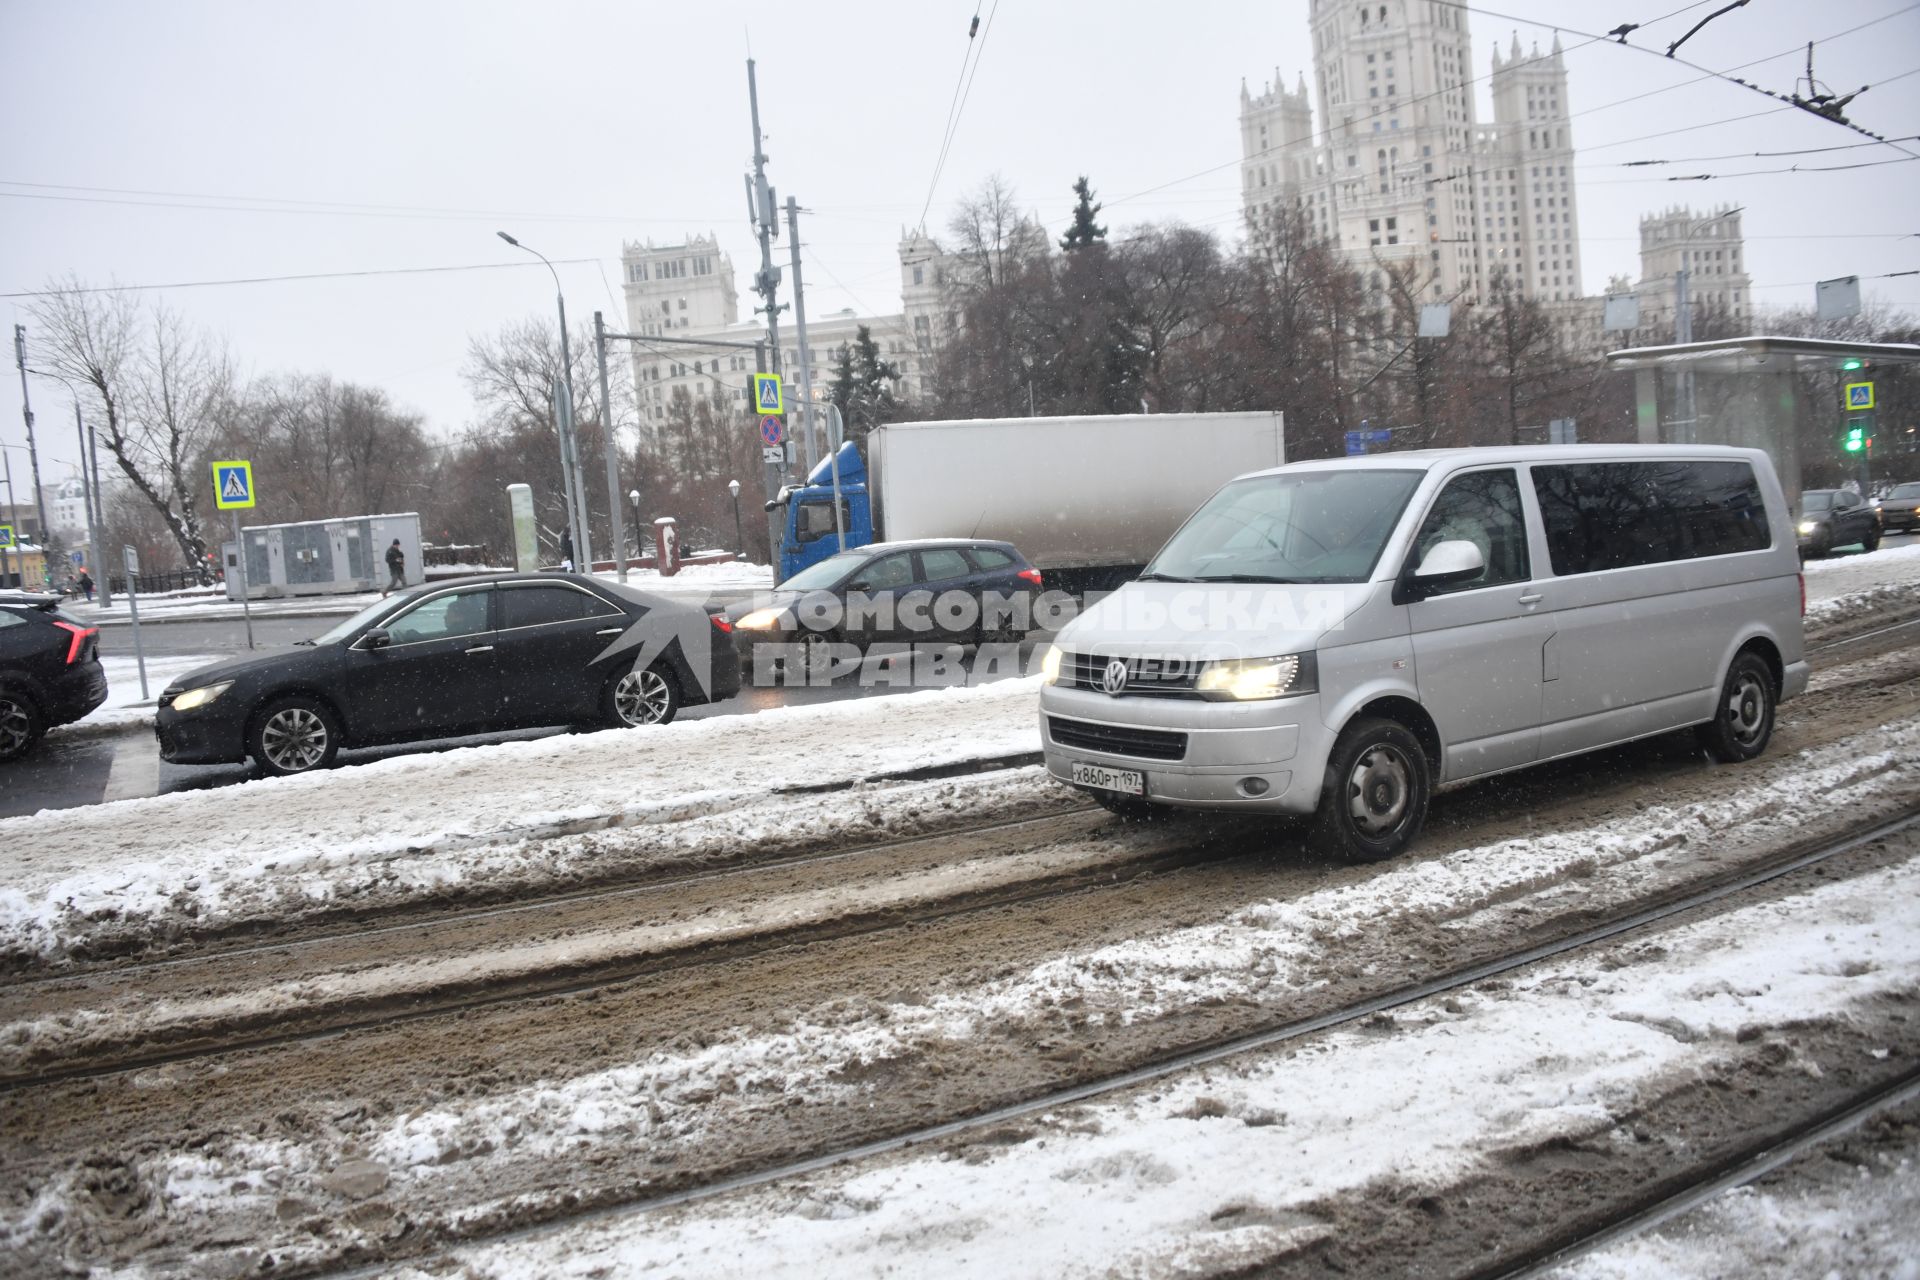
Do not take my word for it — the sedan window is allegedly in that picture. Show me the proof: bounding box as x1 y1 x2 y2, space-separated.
385 589 491 644
501 585 617 629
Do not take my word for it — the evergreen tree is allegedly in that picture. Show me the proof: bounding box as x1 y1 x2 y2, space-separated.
1059 176 1107 252
827 325 902 445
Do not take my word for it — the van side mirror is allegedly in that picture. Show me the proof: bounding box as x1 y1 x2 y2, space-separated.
847 578 872 593
1400 540 1487 603
363 628 392 650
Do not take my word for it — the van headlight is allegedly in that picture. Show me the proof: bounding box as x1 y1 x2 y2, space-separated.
1196 653 1317 701
1797 520 1818 535
169 680 233 712
1040 645 1064 685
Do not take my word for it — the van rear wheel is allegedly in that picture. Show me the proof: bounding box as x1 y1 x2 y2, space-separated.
1313 717 1431 863
1697 651 1774 763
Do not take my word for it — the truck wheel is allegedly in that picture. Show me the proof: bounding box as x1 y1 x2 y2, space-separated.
0 692 46 763
250 696 341 776
1312 717 1431 863
1696 651 1774 764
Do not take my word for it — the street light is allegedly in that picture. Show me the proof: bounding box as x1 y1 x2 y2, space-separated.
628 488 642 558
497 231 590 572
728 479 743 559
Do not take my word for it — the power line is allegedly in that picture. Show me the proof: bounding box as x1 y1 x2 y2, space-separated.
0 258 600 300
1579 153 1919 183
914 1 998 236
1602 135 1920 167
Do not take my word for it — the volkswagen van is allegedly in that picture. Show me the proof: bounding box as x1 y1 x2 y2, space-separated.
1039 445 1807 861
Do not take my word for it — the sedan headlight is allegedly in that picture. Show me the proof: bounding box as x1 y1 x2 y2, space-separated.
734 607 787 631
1196 653 1318 701
169 681 233 712
1797 520 1819 535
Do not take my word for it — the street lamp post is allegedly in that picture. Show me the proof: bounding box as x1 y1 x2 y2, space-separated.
497 231 591 573
628 489 642 559
728 479 743 559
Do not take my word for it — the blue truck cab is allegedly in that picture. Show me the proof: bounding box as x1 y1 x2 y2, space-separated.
775 441 875 581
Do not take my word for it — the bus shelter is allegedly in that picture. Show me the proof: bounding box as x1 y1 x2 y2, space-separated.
1604 336 1920 501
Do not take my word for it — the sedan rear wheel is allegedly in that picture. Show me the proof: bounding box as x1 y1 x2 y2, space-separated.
0 692 46 763
605 665 680 727
249 696 341 776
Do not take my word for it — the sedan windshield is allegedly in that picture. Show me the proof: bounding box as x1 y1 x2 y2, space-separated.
309 596 401 646
1890 483 1920 500
1146 469 1425 584
780 550 871 592
1800 491 1835 512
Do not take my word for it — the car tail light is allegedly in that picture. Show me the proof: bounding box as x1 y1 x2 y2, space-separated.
709 615 734 634
1799 572 1806 618
1017 568 1044 587
52 620 97 666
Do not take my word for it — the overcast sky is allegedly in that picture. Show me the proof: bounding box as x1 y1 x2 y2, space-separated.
3 0 1916 488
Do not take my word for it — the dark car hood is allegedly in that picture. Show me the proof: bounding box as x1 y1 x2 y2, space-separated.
163 646 332 694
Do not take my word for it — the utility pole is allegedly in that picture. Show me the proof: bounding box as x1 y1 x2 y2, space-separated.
746 58 789 575
12 326 49 552
1674 262 1695 444
593 311 629 582
1 449 14 588
785 196 820 473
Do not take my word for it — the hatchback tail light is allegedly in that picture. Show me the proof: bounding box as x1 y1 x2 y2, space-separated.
52 620 97 666
1017 568 1044 587
1798 572 1805 618
709 615 734 634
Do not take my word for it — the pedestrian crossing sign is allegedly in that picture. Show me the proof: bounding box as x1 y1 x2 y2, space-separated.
0 524 13 550
1845 381 1875 411
212 460 256 510
753 373 784 416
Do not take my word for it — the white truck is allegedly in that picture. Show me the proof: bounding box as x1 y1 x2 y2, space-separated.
777 411 1286 591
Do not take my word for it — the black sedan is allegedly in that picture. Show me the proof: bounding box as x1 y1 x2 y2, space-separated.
1877 481 1920 533
157 574 740 776
724 538 1043 669
1796 488 1881 557
0 593 107 762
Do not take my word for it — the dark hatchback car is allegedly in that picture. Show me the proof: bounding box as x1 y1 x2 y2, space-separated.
0 592 106 762
157 573 741 776
1796 488 1881 557
725 538 1043 664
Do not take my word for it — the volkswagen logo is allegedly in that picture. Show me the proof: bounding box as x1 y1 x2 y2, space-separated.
1100 657 1129 696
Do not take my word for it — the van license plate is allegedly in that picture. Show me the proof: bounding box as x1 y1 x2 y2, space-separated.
1071 762 1143 795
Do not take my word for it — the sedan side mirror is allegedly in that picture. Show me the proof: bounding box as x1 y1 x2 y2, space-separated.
847 578 872 593
1412 540 1486 586
363 628 392 650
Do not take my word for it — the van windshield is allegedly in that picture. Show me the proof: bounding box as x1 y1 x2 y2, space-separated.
1146 469 1425 584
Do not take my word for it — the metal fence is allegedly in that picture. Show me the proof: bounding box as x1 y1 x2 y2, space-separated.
108 568 212 596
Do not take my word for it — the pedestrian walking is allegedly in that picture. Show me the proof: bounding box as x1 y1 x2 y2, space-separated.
559 528 576 573
77 570 94 603
382 538 407 598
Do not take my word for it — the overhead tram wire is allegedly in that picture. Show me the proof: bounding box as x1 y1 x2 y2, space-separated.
1104 0 1722 214
0 258 601 300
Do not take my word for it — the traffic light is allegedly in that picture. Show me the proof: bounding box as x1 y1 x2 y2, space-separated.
1844 421 1867 453
1842 358 1864 371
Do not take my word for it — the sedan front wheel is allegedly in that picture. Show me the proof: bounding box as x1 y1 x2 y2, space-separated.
249 696 341 776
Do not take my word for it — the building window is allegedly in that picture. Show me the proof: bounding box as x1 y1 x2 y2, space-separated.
913 265 924 285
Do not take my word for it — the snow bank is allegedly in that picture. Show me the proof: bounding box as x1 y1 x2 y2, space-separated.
0 677 1046 961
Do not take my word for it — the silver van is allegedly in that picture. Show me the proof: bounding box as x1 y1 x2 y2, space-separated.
1039 445 1807 861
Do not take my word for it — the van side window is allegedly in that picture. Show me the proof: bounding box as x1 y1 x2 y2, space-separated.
1532 461 1769 576
1412 468 1529 593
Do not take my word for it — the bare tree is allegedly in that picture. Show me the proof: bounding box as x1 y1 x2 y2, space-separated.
30 280 229 580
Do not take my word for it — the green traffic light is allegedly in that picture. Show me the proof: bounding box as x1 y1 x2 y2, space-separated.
1842 359 1864 371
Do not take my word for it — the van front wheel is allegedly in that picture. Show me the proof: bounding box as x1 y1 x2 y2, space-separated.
1697 652 1774 763
1313 717 1431 863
